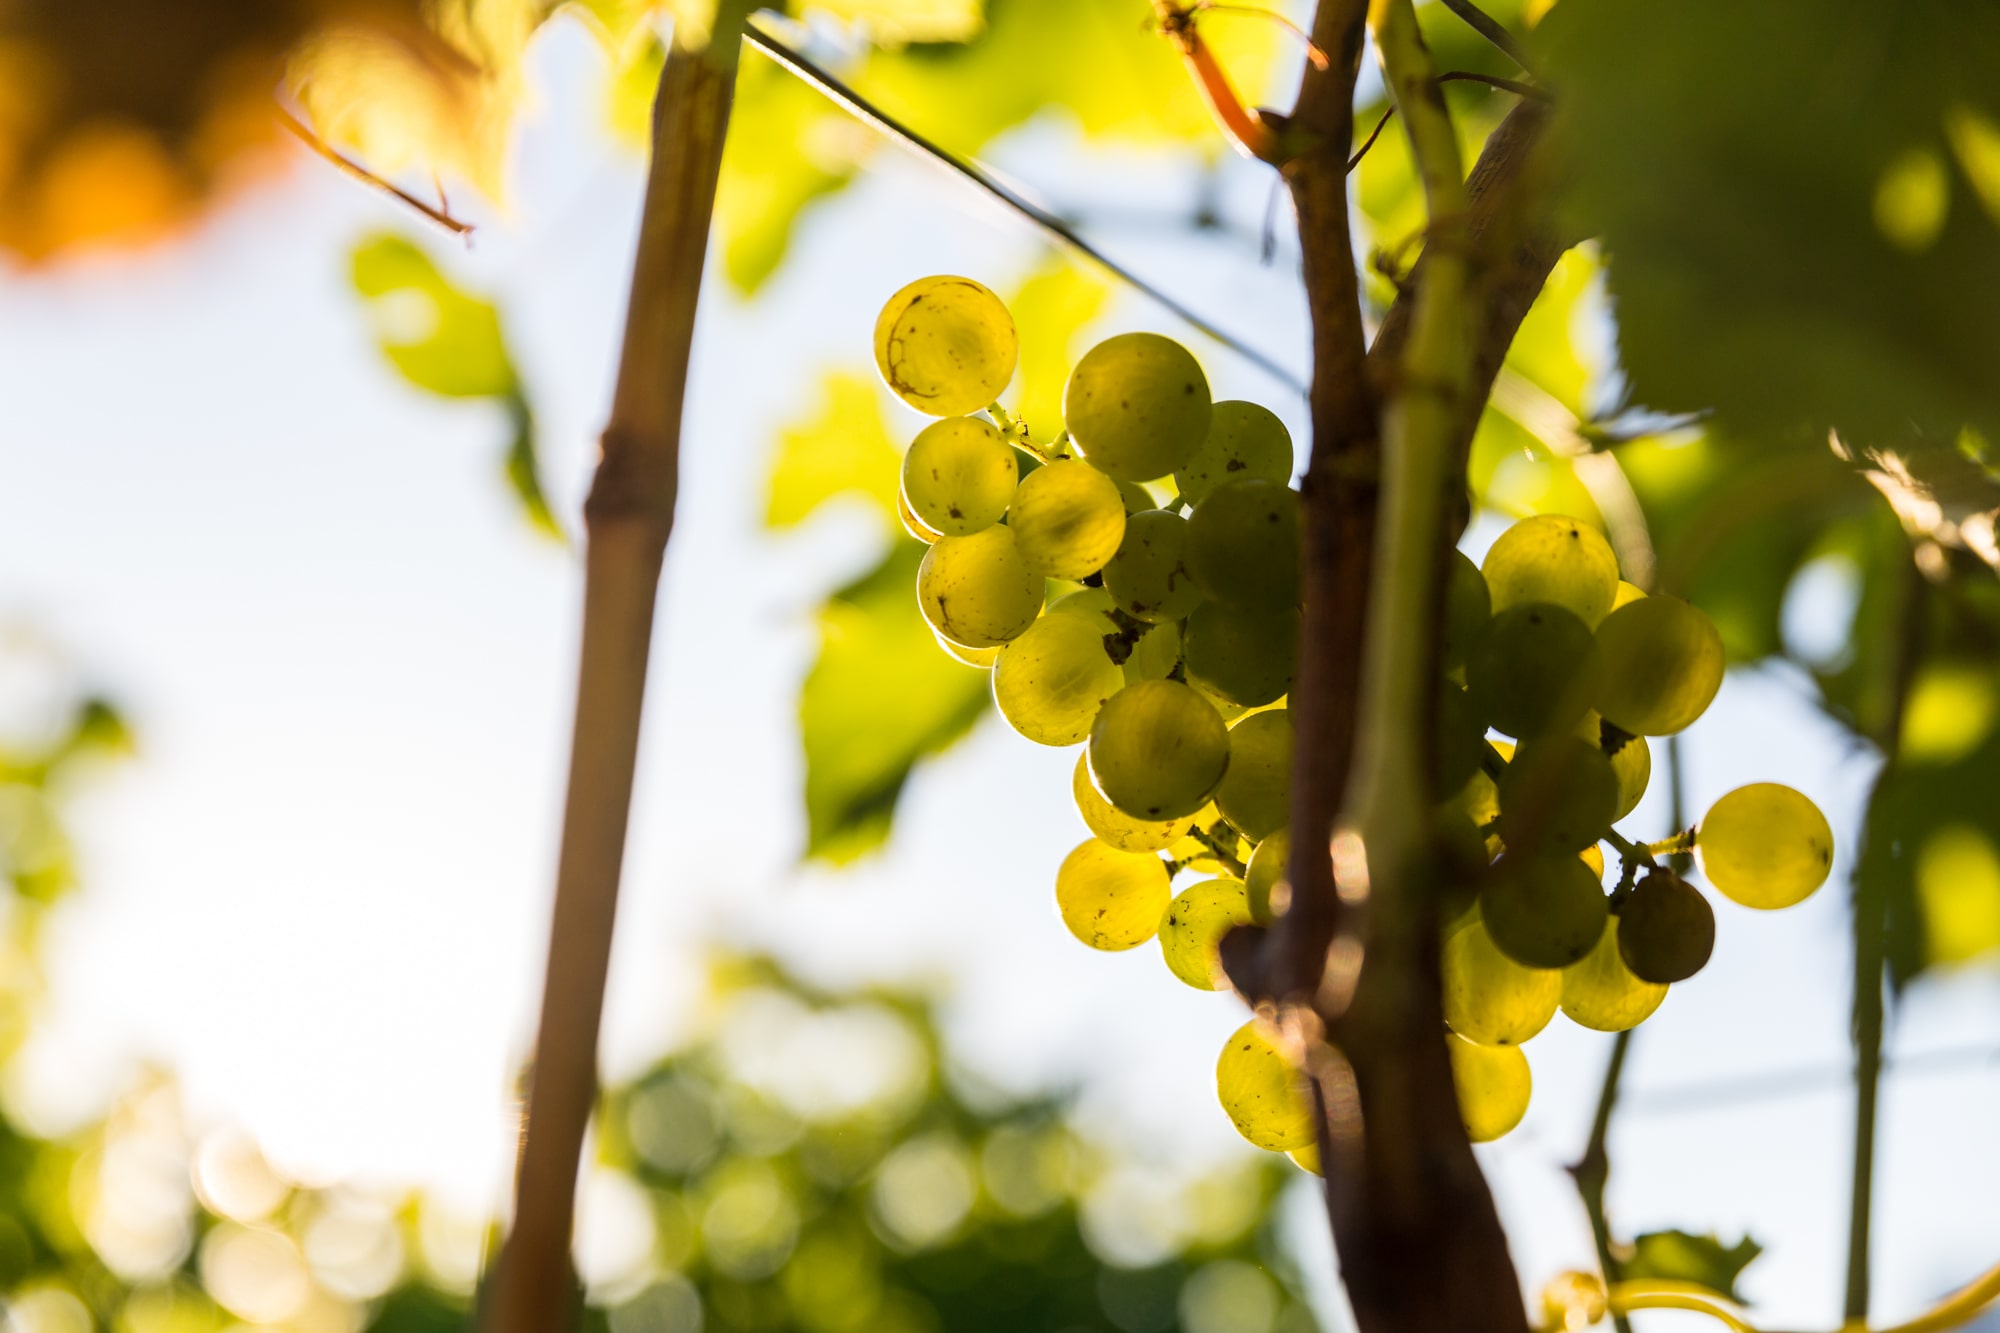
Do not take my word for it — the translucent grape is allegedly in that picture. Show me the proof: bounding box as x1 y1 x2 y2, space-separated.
1185 480 1301 611
1215 710 1292 843
1216 1020 1315 1152
917 526 1044 648
874 275 1018 417
933 632 998 668
1615 869 1715 983
992 612 1124 746
1496 736 1620 854
1465 602 1602 739
1102 509 1204 623
899 486 943 545
1071 754 1194 853
1447 1033 1531 1143
1064 333 1212 482
1246 827 1289 923
1592 595 1725 735
1613 580 1647 610
1696 783 1834 909
901 416 1018 537
1289 1142 1322 1176
1185 602 1297 708
1442 917 1559 1046
1482 852 1609 968
1560 915 1667 1032
1576 711 1650 821
1116 480 1157 513
1087 680 1230 820
1175 400 1292 505
1007 459 1126 579
1482 514 1620 628
1054 839 1170 951
1160 878 1254 990
1122 619 1182 685
1442 548 1493 673
1046 586 1117 626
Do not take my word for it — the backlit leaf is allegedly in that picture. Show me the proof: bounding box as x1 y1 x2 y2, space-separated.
765 373 902 529
1622 1231 1762 1303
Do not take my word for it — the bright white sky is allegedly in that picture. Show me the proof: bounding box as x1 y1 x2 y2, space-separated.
0 13 1996 1332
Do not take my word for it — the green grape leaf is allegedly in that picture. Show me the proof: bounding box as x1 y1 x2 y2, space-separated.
1006 258 1110 445
765 373 902 529
1622 1231 1763 1303
800 541 991 862
800 0 984 45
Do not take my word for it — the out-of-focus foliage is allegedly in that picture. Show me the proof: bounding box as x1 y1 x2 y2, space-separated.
1619 1230 1763 1304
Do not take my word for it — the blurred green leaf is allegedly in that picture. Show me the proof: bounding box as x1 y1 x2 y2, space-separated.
1006 258 1110 444
801 0 984 44
1622 1230 1762 1302
766 373 902 529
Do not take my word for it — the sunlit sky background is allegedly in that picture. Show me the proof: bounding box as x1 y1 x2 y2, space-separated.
0 10 1997 1330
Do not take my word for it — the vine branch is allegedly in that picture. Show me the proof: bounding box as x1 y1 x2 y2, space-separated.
275 105 475 237
1438 0 1536 75
1570 1028 1636 1333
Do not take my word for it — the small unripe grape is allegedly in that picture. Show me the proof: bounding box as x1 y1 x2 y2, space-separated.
1160 878 1254 990
1697 783 1834 909
1442 548 1493 673
992 612 1124 746
1448 1032 1531 1143
1185 479 1301 611
1088 679 1231 820
917 526 1044 648
1465 602 1602 739
1007 459 1126 579
1496 736 1620 854
1102 509 1204 622
901 416 1018 536
1216 1020 1315 1152
874 275 1018 417
1185 601 1297 708
1560 915 1667 1031
1482 513 1620 628
1175 400 1292 504
1483 851 1609 968
1071 754 1194 853
1246 827 1290 923
1442 917 1559 1046
1215 709 1292 842
1054 839 1170 951
1065 333 1212 482
1592 595 1725 735
1616 869 1715 983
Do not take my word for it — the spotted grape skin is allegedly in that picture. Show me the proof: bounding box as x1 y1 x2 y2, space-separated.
1064 333 1212 482
1697 783 1835 909
874 275 1018 417
1054 840 1171 951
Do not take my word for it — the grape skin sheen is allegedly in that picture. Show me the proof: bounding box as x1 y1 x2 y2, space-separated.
1055 840 1170 951
1443 917 1560 1046
1007 459 1126 579
874 275 1019 417
1592 595 1725 735
1448 1033 1531 1143
1071 754 1194 853
1087 680 1231 820
1216 1020 1315 1152
1160 878 1254 990
1063 333 1213 482
1175 400 1292 504
992 612 1124 746
902 416 1018 537
917 526 1044 648
1697 782 1834 909
1481 514 1620 628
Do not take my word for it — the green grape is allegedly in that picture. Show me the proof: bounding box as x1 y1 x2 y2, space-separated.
1615 869 1715 983
1481 514 1620 628
1116 480 1157 513
1102 510 1204 623
1592 595 1725 735
1435 683 1486 797
1063 332 1212 482
1185 601 1297 708
1465 602 1602 739
1185 479 1301 611
1696 783 1834 909
1071 754 1194 852
1246 827 1290 923
874 275 1019 417
1482 852 1608 968
1054 839 1171 951
1175 400 1293 505
1046 586 1117 626
1123 619 1182 685
1455 740 1506 831
1088 680 1230 820
1442 548 1493 673
1160 878 1255 990
1560 916 1667 1032
917 526 1044 648
992 612 1124 746
1007 459 1126 579
1442 917 1559 1046
1215 710 1292 843
1436 807 1493 906
934 632 998 668
1496 736 1620 854
1613 580 1647 610
1447 1033 1531 1143
901 416 1018 537
899 486 944 545
1576 711 1651 821
1216 1020 1314 1152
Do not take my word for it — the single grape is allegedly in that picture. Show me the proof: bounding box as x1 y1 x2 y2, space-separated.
992 611 1124 746
1064 333 1212 482
1102 509 1204 622
1007 459 1126 579
933 632 999 668
1046 585 1117 626
917 526 1044 648
901 416 1018 537
1289 1141 1322 1176
1216 1020 1315 1152
1175 400 1293 504
1185 479 1301 611
1561 915 1667 1031
1447 1032 1531 1143
1071 754 1195 852
1442 548 1493 673
1088 679 1230 820
1465 602 1602 739
1496 736 1620 854
1185 601 1297 708
1592 595 1725 736
899 486 944 545
1616 869 1715 983
1123 618 1183 684
1482 852 1609 968
1246 827 1290 923
1696 783 1834 909
1215 709 1292 843
1054 839 1171 951
1442 916 1560 1046
1481 514 1620 628
1160 878 1255 990
1435 682 1487 797
1576 711 1651 821
874 275 1018 417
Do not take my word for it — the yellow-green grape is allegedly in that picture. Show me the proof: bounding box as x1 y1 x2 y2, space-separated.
1482 851 1609 968
1071 754 1194 853
1592 595 1725 736
934 633 999 668
1167 811 1247 876
1696 783 1834 909
1448 1032 1531 1143
1289 1141 1322 1176
899 486 944 545
1216 1020 1315 1152
1160 878 1254 990
1576 711 1651 821
1612 580 1647 610
1442 917 1559 1046
1581 843 1605 878
1102 510 1204 623
1496 736 1620 854
1123 619 1182 685
874 275 1018 417
1054 839 1171 951
1215 710 1292 843
1435 683 1487 798
1246 827 1290 923
1175 400 1293 505
1442 548 1493 674
1481 513 1621 628
1185 479 1301 611
917 526 1044 648
1116 480 1156 513
901 416 1018 537
992 612 1123 746
1561 915 1667 1032
1063 332 1212 482
1046 586 1118 627
1007 459 1126 580
1185 602 1297 708
1465 602 1602 739
1088 680 1230 820
1616 870 1715 983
